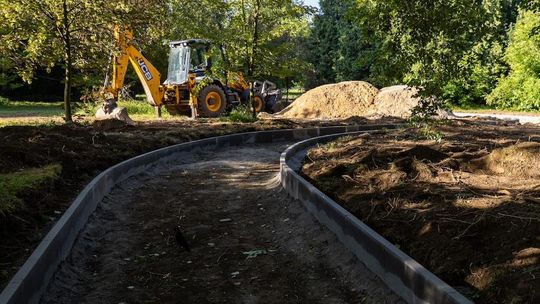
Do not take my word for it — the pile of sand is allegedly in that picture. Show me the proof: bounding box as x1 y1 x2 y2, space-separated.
277 81 379 119
276 81 422 120
368 85 420 118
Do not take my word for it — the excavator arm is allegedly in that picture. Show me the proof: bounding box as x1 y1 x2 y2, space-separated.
104 28 164 107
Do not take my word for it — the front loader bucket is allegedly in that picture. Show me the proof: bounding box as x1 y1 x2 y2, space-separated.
95 107 135 125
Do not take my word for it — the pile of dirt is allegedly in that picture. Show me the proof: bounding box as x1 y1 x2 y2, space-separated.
301 122 540 304
277 81 379 119
92 118 130 131
368 85 420 118
277 82 422 120
278 82 455 120
471 142 540 178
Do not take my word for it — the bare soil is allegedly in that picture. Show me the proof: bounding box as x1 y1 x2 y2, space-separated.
370 86 420 118
42 143 402 303
301 120 540 304
0 117 392 290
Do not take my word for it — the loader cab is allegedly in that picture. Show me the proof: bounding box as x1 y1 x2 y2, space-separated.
166 39 212 85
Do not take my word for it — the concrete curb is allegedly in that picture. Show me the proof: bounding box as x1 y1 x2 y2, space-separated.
280 131 473 304
0 124 398 304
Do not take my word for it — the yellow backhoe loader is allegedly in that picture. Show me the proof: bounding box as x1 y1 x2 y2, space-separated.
96 27 280 122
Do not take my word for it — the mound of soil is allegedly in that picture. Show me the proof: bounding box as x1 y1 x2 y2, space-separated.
369 85 420 118
472 142 540 178
302 122 540 304
280 82 454 120
278 81 379 119
92 118 130 131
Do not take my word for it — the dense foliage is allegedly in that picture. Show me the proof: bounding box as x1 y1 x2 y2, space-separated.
0 0 311 120
305 0 371 88
307 0 540 110
487 9 540 110
169 0 311 80
1 0 540 113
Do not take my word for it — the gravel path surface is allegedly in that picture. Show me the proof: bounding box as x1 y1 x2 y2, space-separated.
454 112 540 124
41 142 402 304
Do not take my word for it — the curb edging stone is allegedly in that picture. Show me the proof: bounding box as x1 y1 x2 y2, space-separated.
280 131 473 304
0 124 393 304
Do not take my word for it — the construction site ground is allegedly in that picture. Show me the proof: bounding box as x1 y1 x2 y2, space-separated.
41 142 402 303
301 120 540 304
0 117 393 290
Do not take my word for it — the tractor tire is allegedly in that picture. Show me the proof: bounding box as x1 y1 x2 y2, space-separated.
252 94 265 113
198 84 227 117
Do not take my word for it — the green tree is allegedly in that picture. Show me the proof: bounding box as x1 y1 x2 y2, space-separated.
306 0 371 87
0 0 167 122
356 0 496 100
441 0 510 106
0 0 111 121
169 0 310 81
487 9 540 109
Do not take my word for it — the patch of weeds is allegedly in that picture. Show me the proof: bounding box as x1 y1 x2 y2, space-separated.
0 164 62 216
408 116 444 142
119 99 155 116
74 99 99 116
321 141 339 151
418 125 444 141
0 96 9 106
226 105 257 123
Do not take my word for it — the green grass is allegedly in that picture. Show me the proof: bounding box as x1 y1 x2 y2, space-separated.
224 105 258 123
118 99 165 116
0 100 64 117
0 164 62 216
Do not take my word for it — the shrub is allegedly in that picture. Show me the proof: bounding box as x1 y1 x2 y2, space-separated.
488 10 540 110
0 96 9 106
227 105 257 123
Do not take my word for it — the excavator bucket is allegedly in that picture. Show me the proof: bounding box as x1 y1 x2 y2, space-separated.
95 91 135 125
95 106 135 125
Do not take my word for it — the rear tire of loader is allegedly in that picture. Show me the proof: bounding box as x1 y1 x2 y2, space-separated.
198 84 227 118
253 94 265 113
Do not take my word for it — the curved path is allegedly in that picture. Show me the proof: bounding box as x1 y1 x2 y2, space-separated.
42 142 402 303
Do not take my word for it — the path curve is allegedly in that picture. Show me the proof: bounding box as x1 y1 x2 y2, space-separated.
41 142 402 303
0 125 398 304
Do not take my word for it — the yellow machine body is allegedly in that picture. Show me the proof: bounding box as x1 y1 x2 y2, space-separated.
101 27 268 118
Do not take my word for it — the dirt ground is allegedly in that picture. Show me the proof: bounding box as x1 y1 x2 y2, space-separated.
41 143 402 304
301 120 540 304
0 117 394 290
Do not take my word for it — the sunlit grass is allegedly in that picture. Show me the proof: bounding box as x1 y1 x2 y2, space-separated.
0 164 62 216
0 100 64 117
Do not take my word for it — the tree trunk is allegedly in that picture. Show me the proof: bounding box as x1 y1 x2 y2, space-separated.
63 56 73 123
62 0 72 123
286 77 289 102
249 0 262 118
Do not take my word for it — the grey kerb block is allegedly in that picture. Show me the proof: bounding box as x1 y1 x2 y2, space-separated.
1 124 411 304
280 132 473 304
